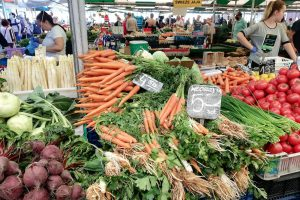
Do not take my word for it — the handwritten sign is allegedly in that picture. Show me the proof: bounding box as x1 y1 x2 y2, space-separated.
173 0 202 8
133 73 163 93
187 85 222 119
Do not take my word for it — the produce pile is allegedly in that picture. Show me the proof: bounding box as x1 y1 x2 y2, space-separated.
231 67 300 123
73 50 300 200
0 55 76 92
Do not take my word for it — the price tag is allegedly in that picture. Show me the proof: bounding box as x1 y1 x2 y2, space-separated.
187 85 222 119
133 73 163 93
259 59 275 74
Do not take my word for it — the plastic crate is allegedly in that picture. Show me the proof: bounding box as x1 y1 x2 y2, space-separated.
257 152 300 180
6 47 25 58
264 56 293 71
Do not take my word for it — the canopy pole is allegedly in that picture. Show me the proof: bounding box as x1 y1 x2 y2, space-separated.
231 0 237 38
1 0 6 19
68 0 88 73
250 0 255 26
213 0 216 23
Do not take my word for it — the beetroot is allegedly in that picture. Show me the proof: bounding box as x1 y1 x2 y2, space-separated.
0 175 23 200
46 175 64 192
71 184 85 200
61 170 73 183
47 160 64 175
29 141 45 154
23 188 49 200
0 156 9 183
4 161 21 176
40 145 63 161
23 165 48 188
35 159 48 167
56 185 72 200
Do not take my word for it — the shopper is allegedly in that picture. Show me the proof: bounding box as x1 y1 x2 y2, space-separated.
287 18 293 28
0 19 16 48
145 13 156 28
237 0 297 67
36 11 67 58
114 16 122 26
232 11 247 40
193 15 202 31
126 13 137 34
289 19 300 55
174 16 184 28
8 13 21 41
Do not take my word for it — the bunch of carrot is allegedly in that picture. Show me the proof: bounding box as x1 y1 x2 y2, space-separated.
74 49 141 127
98 125 138 149
190 118 209 136
202 67 254 94
143 110 158 134
159 93 185 130
143 139 167 160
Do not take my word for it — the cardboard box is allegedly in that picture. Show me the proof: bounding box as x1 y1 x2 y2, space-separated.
203 52 214 66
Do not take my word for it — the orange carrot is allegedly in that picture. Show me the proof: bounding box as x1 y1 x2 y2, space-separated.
100 67 125 84
78 76 105 82
123 86 134 92
160 94 176 119
101 50 115 57
218 74 225 85
144 143 151 154
87 121 96 128
152 140 160 148
99 80 125 92
108 55 117 60
190 159 202 173
94 57 114 63
86 69 116 75
74 110 92 114
118 85 140 107
225 78 230 94
146 110 154 133
114 128 137 143
167 98 180 126
125 65 136 72
107 71 133 85
207 76 213 84
82 51 102 60
104 82 130 101
84 98 118 118
197 123 209 135
100 126 135 143
85 61 128 69
143 111 150 134
151 111 158 133
75 102 105 108
74 119 91 126
160 94 179 125
148 142 156 150
236 77 250 84
99 133 131 148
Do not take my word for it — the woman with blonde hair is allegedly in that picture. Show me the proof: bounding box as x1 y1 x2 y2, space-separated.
237 0 297 68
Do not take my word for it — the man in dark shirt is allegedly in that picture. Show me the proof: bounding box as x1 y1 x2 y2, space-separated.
290 19 300 56
0 32 8 48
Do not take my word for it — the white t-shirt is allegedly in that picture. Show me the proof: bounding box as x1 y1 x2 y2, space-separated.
42 25 66 58
0 26 15 43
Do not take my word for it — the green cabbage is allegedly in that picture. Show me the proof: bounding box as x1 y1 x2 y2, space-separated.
0 92 20 118
7 114 33 135
152 51 169 62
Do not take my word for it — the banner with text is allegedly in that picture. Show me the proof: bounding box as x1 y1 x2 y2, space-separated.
173 0 202 8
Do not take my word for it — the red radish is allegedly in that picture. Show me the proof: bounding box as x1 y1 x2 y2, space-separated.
267 143 283 154
0 175 23 200
287 69 300 79
281 109 292 116
282 102 292 109
247 81 256 92
23 188 49 200
23 165 48 188
266 94 277 102
71 184 86 200
288 133 300 146
35 159 48 167
284 114 295 121
244 96 255 105
281 142 293 153
289 78 300 86
269 78 278 86
278 96 286 103
255 80 268 90
270 101 281 109
265 84 276 94
29 141 45 154
47 175 64 192
253 90 265 99
277 83 289 92
287 93 300 104
56 185 72 200
40 145 63 162
270 108 281 115
4 161 21 176
287 90 293 95
276 75 288 83
291 84 300 94
241 88 251 97
279 134 289 142
47 160 64 175
279 68 289 75
277 92 286 98
295 115 300 123
294 144 300 153
61 170 73 183
259 101 270 110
